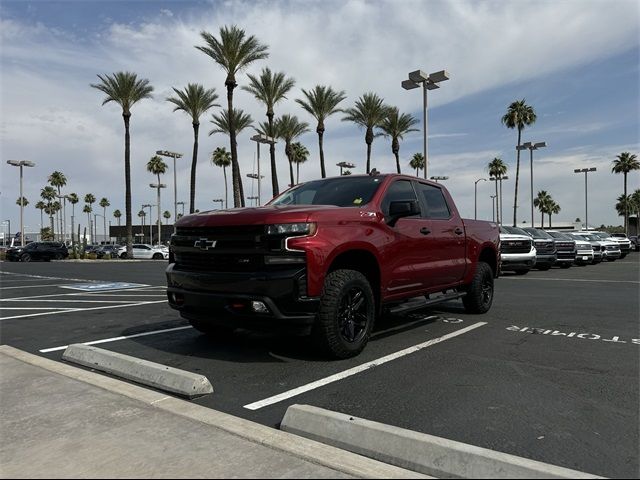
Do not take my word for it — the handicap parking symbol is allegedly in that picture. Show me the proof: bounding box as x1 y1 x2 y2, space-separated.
60 282 147 292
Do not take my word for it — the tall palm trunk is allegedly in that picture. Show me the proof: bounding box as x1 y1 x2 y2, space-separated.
623 172 628 233
285 141 294 187
499 178 504 225
123 113 133 257
494 179 499 224
296 162 300 184
512 128 522 227
365 127 374 174
541 210 544 229
103 206 107 243
190 122 200 214
157 172 162 246
39 210 43 233
317 122 326 178
268 113 279 197
392 138 401 174
227 82 244 208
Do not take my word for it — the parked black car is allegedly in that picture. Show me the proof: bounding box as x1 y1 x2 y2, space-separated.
545 230 577 268
629 235 639 252
6 242 68 262
96 245 121 259
521 227 557 270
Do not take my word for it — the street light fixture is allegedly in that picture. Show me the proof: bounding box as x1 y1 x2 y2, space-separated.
246 195 259 207
142 204 154 244
336 162 356 176
212 198 224 209
517 141 546 227
156 150 183 225
574 167 597 231
7 160 36 246
401 69 449 179
149 183 166 246
250 134 277 206
430 176 449 183
489 175 509 225
474 178 487 220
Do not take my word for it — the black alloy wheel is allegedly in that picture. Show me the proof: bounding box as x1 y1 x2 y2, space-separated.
462 261 494 314
21 253 31 262
338 287 369 344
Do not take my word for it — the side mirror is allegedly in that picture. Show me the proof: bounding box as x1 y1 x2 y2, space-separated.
388 200 420 226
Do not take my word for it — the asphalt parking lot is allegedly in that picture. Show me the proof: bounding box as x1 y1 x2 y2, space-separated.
1 257 638 478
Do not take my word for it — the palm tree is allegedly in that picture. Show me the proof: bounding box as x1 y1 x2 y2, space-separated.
611 152 640 233
502 99 537 226
533 190 551 228
488 157 508 224
99 197 110 243
35 201 46 232
113 209 122 227
166 83 220 213
137 209 146 240
296 85 347 178
41 186 57 235
147 155 167 246
68 193 78 243
242 68 295 197
16 196 29 207
409 153 425 177
342 93 390 174
291 142 310 184
84 194 96 240
211 147 232 209
91 71 154 258
209 108 253 205
548 200 560 228
631 189 640 228
275 114 309 187
163 210 171 225
48 171 67 241
196 25 269 208
377 107 419 174
83 204 92 241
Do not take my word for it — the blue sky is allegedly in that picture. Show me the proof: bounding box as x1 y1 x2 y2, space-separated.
1 0 639 239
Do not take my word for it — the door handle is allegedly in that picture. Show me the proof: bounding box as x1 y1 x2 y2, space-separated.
420 227 431 235
454 227 464 235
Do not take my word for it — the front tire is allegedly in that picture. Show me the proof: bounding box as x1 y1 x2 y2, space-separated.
462 262 494 314
312 269 375 359
152 253 163 260
21 253 32 262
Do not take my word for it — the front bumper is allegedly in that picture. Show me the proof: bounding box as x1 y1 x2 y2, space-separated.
500 251 536 270
534 253 557 267
166 264 318 334
555 251 577 264
574 251 594 264
602 250 621 260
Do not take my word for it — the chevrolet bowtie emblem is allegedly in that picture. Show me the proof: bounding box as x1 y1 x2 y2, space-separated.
194 238 216 250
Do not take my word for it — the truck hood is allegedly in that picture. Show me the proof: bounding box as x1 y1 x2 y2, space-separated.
175 205 355 228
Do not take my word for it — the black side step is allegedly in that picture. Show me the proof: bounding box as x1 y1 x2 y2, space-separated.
388 292 466 316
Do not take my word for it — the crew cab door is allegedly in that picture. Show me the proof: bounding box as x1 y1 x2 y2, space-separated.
414 181 467 287
380 179 431 295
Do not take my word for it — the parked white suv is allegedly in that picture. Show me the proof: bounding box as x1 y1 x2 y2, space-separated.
580 232 621 261
499 226 537 275
118 244 169 260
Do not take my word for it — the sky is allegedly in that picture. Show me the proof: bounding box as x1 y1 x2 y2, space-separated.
1 0 639 239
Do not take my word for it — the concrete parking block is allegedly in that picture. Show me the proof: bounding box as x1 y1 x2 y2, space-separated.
281 404 605 479
62 344 213 398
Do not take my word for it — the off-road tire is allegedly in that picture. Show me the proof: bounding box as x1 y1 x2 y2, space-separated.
312 269 375 359
462 261 494 314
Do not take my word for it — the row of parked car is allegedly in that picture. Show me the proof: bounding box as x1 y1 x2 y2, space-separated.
4 242 169 262
499 228 634 275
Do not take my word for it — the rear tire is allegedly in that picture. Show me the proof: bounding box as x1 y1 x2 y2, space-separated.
153 253 163 260
21 254 31 262
120 252 127 259
312 269 375 359
462 262 494 314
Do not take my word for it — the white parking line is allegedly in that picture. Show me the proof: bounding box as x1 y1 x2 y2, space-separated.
4 299 146 303
504 277 638 284
0 300 167 321
39 326 192 353
0 284 80 290
0 307 76 310
243 322 487 411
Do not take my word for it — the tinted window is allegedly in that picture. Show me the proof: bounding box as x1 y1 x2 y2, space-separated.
547 231 570 240
381 180 419 217
270 176 385 207
523 228 553 239
416 183 451 219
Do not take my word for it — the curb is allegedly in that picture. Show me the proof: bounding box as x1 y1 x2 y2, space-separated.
281 404 605 479
0 346 426 479
62 344 213 398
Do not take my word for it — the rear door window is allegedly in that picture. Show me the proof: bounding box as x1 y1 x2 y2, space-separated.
416 183 451 219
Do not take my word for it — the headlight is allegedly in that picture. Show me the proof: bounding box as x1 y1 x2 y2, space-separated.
266 223 316 236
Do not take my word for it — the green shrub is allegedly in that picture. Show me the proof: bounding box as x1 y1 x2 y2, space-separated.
88 253 98 260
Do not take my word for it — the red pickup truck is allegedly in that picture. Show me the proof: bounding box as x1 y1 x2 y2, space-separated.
167 174 499 358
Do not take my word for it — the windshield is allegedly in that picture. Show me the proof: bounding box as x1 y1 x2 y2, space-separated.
547 231 571 240
593 232 611 239
522 228 553 239
502 226 530 236
270 176 385 207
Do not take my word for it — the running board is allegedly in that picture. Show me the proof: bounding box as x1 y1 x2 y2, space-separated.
388 292 466 316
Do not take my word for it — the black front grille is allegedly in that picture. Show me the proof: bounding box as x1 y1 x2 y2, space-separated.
555 242 575 251
501 240 531 254
175 251 263 272
557 251 576 259
534 241 556 253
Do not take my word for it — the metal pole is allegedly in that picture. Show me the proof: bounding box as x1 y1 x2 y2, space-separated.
157 187 161 246
491 196 496 222
499 177 503 226
423 82 428 179
475 181 478 220
173 155 177 230
585 171 588 231
19 165 24 246
530 148 534 227
257 142 261 206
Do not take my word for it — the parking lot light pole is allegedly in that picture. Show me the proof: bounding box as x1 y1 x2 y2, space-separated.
490 195 497 222
517 141 546 228
250 134 277 206
430 176 449 183
149 184 166 246
475 178 487 220
142 203 154 245
402 69 449 179
156 150 183 227
7 160 36 246
336 162 355 176
489 175 509 225
574 167 597 230
212 198 224 210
